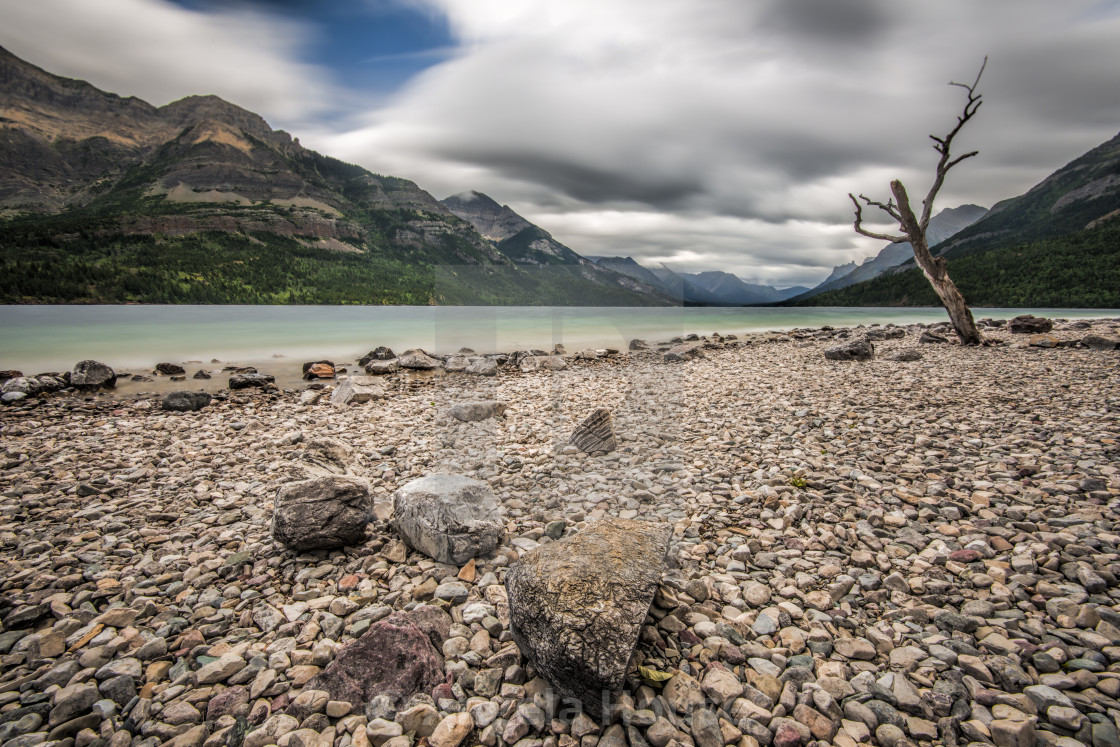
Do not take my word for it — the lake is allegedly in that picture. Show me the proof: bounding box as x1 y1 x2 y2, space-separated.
2 305 1117 379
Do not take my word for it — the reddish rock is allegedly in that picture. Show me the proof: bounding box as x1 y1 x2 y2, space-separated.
304 607 447 710
774 722 803 747
206 685 250 721
950 549 982 563
337 574 362 593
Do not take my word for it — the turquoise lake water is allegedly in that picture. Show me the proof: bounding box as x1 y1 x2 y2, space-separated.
2 305 1117 374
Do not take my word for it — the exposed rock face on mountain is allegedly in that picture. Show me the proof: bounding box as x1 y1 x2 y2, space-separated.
680 270 809 305
441 191 531 242
797 205 988 301
0 46 670 306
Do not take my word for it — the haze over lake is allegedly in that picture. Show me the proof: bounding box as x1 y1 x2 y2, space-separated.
3 305 1117 376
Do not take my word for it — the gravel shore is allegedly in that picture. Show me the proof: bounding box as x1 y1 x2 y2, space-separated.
1 317 1119 747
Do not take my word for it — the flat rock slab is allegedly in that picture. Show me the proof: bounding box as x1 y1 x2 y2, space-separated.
505 518 672 718
448 401 507 422
271 476 372 551
330 376 386 405
304 607 448 711
570 408 617 454
392 474 506 564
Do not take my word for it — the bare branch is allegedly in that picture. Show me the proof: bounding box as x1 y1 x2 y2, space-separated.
919 56 987 231
849 193 907 243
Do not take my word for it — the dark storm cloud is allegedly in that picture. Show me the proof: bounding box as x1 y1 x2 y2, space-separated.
759 0 895 46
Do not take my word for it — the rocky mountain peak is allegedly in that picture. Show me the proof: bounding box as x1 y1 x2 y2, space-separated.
441 190 532 242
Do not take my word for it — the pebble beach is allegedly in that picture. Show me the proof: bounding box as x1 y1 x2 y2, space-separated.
2 316 1120 747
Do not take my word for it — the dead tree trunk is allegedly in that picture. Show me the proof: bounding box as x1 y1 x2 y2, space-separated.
849 59 987 345
889 180 982 345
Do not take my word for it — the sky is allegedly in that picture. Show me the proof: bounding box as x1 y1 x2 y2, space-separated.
2 0 1119 288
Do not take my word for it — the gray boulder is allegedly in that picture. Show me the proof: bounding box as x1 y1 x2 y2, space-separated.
229 372 275 390
570 408 617 454
155 362 186 375
71 360 116 391
824 338 874 361
359 346 396 365
161 391 212 412
444 355 470 372
330 376 385 405
364 359 400 375
628 339 650 351
1 377 39 396
271 476 372 551
505 519 672 718
391 475 506 564
890 350 923 362
465 357 498 376
520 355 566 372
448 401 507 422
399 349 443 370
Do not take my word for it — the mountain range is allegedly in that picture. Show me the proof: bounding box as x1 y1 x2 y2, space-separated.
0 46 670 306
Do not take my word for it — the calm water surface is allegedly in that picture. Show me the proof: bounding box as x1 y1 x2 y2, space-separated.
2 305 1117 376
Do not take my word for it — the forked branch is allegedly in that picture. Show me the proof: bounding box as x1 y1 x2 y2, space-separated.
849 193 907 243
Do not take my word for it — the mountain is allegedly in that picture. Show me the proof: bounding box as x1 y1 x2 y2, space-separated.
680 271 808 304
0 46 669 306
795 204 987 300
587 257 805 305
799 131 1120 307
439 191 670 301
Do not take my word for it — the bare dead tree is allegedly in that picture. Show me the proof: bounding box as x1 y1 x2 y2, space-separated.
850 58 987 345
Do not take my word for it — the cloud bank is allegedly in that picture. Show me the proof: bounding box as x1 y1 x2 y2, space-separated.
3 0 1120 286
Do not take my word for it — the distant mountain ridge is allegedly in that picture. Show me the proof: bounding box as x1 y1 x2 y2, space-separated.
794 204 988 301
589 256 806 305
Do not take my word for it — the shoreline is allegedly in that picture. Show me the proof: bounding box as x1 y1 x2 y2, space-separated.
0 315 1119 747
2 312 1118 403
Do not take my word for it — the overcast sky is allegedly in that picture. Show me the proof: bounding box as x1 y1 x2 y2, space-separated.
2 0 1119 287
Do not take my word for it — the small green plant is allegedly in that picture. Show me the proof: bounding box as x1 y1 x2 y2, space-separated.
789 476 808 489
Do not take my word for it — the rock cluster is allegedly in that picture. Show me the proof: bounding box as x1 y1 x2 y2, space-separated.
0 316 1118 747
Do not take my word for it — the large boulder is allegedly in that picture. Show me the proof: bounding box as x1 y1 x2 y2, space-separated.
229 372 275 390
505 519 673 718
155 362 186 375
391 475 506 564
330 376 385 405
628 339 650 351
570 408 618 454
824 339 874 361
161 391 212 412
448 401 507 422
1009 315 1053 334
399 349 443 370
70 360 116 391
919 330 950 345
271 476 372 551
304 607 449 711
